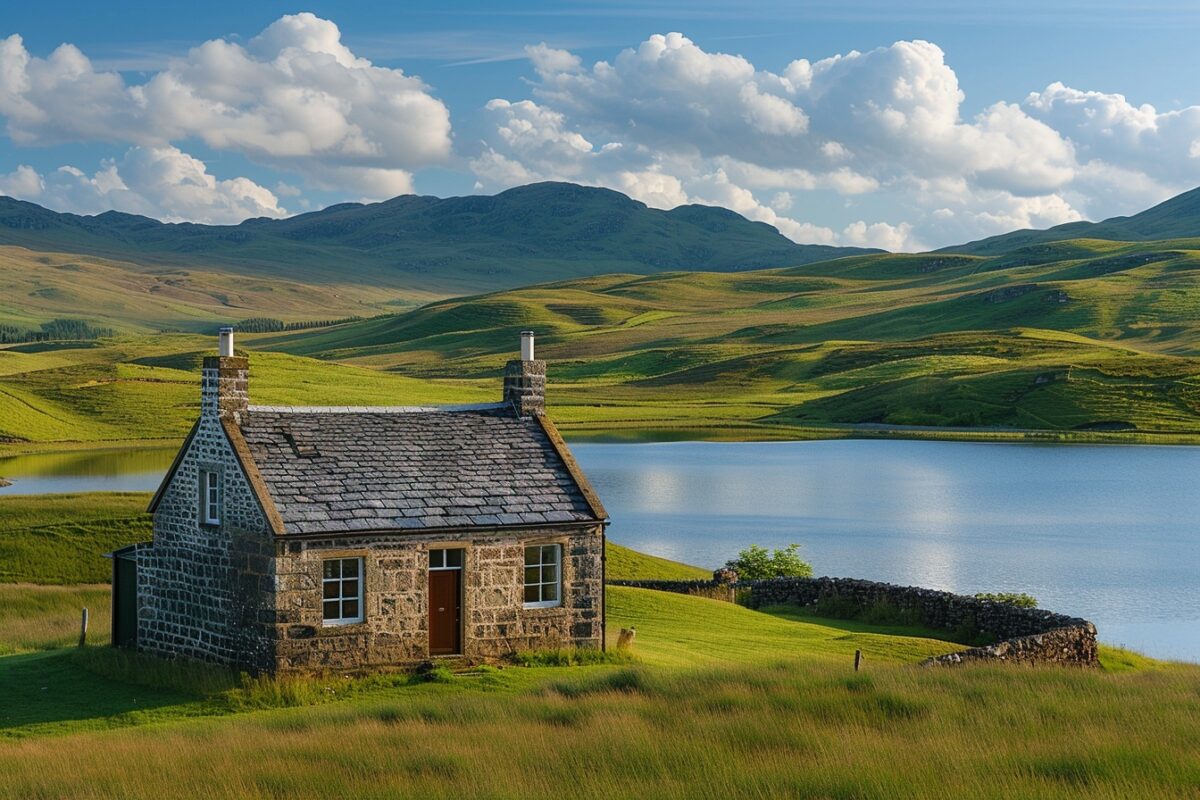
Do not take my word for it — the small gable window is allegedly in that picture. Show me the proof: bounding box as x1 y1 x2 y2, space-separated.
201 470 221 526
323 557 364 625
523 544 562 608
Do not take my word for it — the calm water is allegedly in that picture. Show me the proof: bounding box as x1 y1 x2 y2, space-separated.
2 439 1197 661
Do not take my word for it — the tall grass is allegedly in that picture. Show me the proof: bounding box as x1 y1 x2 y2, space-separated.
0 654 1197 798
0 584 110 653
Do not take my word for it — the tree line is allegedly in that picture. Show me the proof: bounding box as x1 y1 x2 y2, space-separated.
0 319 114 344
230 316 364 333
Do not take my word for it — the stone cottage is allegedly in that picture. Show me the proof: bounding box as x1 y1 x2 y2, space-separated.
111 329 608 674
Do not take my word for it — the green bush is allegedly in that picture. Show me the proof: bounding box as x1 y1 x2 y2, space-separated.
973 592 1038 608
725 543 812 580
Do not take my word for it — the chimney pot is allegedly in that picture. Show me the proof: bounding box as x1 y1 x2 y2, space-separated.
219 326 235 357
520 330 535 361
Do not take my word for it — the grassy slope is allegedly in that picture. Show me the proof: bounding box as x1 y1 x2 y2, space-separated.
0 337 498 448
0 493 151 584
606 541 711 581
0 246 419 335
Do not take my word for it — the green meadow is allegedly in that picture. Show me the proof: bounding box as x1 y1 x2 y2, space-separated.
0 582 1195 798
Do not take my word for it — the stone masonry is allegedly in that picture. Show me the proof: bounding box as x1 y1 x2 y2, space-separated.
273 524 604 673
503 358 546 416
138 413 276 671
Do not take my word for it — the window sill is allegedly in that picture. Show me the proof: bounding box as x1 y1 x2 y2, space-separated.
321 618 366 629
522 602 565 612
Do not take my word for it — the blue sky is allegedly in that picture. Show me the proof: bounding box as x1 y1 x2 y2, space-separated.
2 1 1199 249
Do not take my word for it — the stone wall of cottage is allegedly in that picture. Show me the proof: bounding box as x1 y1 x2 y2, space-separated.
137 415 276 670
272 524 605 673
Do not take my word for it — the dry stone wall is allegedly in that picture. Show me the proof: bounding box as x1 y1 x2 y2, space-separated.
611 575 1097 667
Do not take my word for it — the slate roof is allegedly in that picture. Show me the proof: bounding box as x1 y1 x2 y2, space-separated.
235 403 604 535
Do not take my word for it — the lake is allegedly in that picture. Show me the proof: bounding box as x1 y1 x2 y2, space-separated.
2 439 1198 662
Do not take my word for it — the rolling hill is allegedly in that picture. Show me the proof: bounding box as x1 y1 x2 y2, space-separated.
945 186 1200 255
251 236 1200 440
0 182 874 302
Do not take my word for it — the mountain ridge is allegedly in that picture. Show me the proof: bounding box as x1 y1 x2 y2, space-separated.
0 182 878 295
942 186 1200 255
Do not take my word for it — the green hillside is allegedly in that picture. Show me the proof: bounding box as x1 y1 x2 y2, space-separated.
0 183 873 304
254 237 1200 440
2 236 1199 449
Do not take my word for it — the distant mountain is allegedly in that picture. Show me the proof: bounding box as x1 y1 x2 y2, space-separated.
943 186 1200 255
0 182 877 294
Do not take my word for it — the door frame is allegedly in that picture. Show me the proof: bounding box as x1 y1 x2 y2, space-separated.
427 547 465 656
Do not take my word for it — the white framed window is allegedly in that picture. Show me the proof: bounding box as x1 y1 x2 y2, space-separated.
523 544 562 608
201 470 221 526
429 548 464 570
323 557 364 625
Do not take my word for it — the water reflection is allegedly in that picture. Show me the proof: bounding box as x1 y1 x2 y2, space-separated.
574 439 1200 662
0 447 175 495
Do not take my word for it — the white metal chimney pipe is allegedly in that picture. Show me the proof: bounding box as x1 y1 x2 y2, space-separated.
218 326 235 357
520 330 535 361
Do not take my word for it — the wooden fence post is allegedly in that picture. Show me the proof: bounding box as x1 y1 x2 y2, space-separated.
854 649 862 672
78 607 88 648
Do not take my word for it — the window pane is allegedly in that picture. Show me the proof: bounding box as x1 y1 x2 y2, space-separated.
323 600 340 620
542 582 558 602
429 549 442 568
542 546 558 565
342 579 359 600
524 585 540 603
323 560 340 579
525 566 541 584
342 599 359 619
524 546 539 568
342 558 359 578
542 564 557 584
323 581 339 599
446 549 463 568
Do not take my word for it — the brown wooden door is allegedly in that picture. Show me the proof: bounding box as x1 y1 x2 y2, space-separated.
428 569 462 655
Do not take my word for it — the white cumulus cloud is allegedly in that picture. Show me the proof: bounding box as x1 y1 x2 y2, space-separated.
0 12 451 204
469 32 1195 250
2 146 286 224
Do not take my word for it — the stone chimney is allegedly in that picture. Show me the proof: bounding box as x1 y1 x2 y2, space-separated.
503 330 545 416
201 326 249 424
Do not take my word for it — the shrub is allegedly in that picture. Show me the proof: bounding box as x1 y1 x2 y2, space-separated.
974 592 1038 608
725 543 812 580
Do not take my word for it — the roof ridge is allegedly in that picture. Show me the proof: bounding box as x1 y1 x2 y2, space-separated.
246 402 510 414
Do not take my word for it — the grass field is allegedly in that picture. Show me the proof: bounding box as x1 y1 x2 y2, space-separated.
0 584 1195 797
0 493 151 584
